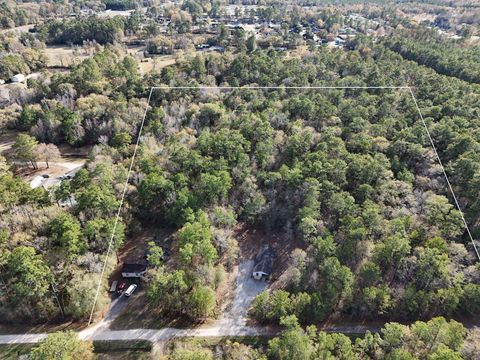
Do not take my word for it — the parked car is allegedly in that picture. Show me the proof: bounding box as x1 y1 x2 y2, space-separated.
124 284 138 297
117 281 127 294
41 174 50 178
109 280 118 293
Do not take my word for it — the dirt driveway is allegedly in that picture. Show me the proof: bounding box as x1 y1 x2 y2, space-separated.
0 131 90 189
218 260 267 327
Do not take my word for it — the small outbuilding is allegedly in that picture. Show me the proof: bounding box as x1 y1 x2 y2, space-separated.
252 247 275 281
121 263 147 278
30 175 45 189
11 74 26 83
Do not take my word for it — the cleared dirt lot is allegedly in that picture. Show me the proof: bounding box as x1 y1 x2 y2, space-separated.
137 56 176 75
234 224 304 276
44 45 94 67
23 160 85 189
0 131 89 187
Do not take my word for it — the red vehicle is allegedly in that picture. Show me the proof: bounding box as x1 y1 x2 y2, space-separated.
117 281 127 294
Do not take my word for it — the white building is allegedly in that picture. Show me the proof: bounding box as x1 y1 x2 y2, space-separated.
11 74 26 83
121 263 147 278
252 247 275 280
30 176 45 189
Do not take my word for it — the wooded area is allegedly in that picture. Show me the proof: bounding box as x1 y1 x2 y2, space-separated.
1 0 480 358
2 42 480 325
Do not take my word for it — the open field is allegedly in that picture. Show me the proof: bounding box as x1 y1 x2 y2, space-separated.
44 43 175 73
138 56 176 75
44 45 94 67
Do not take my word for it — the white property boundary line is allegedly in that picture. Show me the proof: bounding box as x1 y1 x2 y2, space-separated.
408 87 480 261
87 85 480 326
87 88 154 325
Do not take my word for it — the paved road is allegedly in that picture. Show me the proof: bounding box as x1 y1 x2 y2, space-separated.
79 323 275 343
0 322 383 345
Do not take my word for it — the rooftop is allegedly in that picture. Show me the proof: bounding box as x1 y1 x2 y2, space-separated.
253 247 275 275
121 263 147 273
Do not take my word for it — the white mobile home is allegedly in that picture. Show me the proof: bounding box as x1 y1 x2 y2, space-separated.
121 263 147 278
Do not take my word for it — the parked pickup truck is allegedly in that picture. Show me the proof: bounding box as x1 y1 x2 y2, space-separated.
109 280 118 293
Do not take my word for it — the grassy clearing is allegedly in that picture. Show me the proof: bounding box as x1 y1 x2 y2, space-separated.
0 342 152 360
94 340 152 359
95 351 151 359
168 335 272 349
138 56 176 75
0 344 35 359
44 45 93 67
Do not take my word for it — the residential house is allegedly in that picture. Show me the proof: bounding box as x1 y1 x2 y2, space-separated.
121 263 147 278
252 247 275 280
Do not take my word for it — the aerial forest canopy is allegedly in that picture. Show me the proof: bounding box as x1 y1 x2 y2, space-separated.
37 16 127 45
138 48 480 324
104 0 140 11
383 29 480 84
2 0 480 358
1 38 480 327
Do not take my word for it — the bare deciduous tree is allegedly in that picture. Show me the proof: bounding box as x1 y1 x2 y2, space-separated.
36 143 61 168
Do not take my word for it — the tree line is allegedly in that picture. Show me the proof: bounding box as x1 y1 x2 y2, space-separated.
36 16 126 45
383 29 480 84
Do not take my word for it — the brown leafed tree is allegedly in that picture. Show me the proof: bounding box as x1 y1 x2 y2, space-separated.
36 143 61 168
